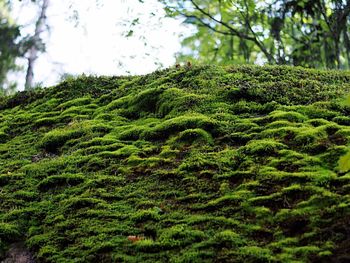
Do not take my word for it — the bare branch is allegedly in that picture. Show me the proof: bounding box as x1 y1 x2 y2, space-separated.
181 13 233 36
189 0 255 41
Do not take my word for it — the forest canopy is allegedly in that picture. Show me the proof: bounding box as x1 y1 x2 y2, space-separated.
160 0 350 69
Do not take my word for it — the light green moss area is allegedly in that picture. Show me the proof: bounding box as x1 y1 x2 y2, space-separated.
0 65 350 262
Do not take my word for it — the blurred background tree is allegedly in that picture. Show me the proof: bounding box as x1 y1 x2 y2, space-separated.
1 0 181 94
0 0 22 94
0 0 49 94
24 0 49 90
159 0 350 69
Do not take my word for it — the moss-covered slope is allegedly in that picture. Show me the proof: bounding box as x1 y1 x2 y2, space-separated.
1 65 350 262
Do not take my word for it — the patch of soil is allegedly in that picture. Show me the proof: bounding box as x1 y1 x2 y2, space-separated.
1 243 35 263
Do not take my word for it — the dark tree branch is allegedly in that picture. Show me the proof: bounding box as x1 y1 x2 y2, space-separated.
241 0 277 63
181 13 233 36
189 0 275 63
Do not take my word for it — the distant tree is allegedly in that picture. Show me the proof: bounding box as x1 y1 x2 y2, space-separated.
159 0 350 69
24 0 50 90
0 0 50 94
0 0 22 94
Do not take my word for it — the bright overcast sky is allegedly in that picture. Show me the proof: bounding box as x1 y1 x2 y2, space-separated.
10 0 191 89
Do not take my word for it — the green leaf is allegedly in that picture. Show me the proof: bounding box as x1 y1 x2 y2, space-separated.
126 30 134 37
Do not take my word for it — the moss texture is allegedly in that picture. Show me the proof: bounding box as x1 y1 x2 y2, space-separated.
0 65 350 262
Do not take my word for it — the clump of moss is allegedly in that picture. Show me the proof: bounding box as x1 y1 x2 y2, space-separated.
37 173 85 191
39 128 86 152
141 113 216 140
239 139 287 156
171 128 214 146
269 110 307 123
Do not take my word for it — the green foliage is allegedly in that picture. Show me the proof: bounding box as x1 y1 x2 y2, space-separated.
0 1 21 94
0 66 349 262
159 0 350 69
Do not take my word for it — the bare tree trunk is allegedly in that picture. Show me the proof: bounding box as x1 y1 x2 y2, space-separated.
25 0 49 90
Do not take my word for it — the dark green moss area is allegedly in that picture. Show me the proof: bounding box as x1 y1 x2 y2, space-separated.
1 65 350 262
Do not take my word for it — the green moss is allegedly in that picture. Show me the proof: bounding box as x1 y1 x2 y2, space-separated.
0 65 350 262
39 121 112 153
61 197 107 211
332 116 350 125
20 157 71 178
238 246 273 261
117 126 146 141
159 224 206 248
260 126 299 140
320 146 348 169
131 208 161 223
142 114 216 140
158 88 205 117
128 86 166 116
214 230 246 247
37 173 85 191
270 110 308 122
339 151 350 173
98 145 140 158
34 116 62 127
172 128 214 146
306 118 331 127
60 105 96 117
266 120 298 129
293 127 327 146
0 131 8 143
39 128 86 152
239 139 287 156
57 97 92 109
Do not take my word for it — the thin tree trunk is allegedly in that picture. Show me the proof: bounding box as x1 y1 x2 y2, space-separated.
25 0 49 90
335 38 341 69
228 35 234 61
344 30 350 68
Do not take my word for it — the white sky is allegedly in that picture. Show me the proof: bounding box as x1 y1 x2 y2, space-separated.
10 0 191 89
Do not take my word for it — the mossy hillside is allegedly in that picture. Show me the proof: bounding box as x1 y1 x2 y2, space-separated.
0 65 350 262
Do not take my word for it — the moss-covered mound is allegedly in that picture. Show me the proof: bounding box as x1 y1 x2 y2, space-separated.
1 65 350 262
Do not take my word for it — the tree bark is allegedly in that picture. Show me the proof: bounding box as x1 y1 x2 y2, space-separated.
25 0 49 90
